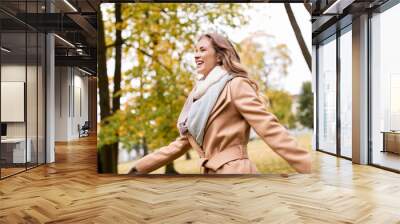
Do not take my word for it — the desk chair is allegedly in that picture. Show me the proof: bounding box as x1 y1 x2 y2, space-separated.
78 121 90 138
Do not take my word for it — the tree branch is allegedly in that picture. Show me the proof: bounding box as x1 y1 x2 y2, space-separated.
284 3 311 72
105 37 128 49
304 2 312 16
124 43 174 75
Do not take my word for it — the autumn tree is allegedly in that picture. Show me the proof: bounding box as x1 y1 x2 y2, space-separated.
238 32 291 96
99 3 250 174
237 32 294 128
97 7 116 173
265 89 296 129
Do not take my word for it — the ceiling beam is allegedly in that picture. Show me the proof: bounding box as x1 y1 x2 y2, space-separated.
323 0 356 14
67 13 97 43
55 55 96 71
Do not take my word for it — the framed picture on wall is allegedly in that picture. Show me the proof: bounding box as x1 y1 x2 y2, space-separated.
1 81 25 122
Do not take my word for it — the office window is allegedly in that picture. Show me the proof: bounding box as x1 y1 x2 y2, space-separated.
371 3 400 171
339 27 352 158
318 35 337 154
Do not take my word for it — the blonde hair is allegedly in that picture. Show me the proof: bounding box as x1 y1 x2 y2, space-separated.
198 33 259 91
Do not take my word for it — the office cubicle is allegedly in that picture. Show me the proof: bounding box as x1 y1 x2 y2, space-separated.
0 0 46 179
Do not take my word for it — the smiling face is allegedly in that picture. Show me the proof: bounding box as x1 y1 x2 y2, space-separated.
194 37 219 76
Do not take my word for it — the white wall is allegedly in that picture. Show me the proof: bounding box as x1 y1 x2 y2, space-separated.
1 63 46 164
45 3 56 164
54 66 89 141
1 65 25 129
1 65 32 138
55 66 69 141
72 72 89 138
1 65 26 143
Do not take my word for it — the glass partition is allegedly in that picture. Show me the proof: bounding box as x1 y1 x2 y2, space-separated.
1 31 28 177
0 0 46 179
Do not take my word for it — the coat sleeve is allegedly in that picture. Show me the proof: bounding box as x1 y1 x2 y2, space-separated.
134 135 191 174
230 77 312 173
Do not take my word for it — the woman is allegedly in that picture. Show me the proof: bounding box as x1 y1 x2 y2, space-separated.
128 33 311 174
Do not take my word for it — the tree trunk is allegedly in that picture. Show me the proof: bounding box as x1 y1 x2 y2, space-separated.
102 4 123 174
112 3 122 113
284 3 311 72
133 143 140 159
165 162 179 174
97 10 111 120
98 143 119 173
97 9 117 173
142 137 148 156
303 2 312 15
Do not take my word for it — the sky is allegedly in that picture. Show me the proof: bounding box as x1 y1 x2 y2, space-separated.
102 3 312 95
233 4 312 95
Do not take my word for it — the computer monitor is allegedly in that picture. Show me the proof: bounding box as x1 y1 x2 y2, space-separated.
1 123 7 137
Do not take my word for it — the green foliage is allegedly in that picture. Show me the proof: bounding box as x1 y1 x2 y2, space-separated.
265 89 296 129
297 81 313 129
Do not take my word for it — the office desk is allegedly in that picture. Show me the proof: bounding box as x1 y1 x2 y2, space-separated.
1 138 32 164
381 131 400 154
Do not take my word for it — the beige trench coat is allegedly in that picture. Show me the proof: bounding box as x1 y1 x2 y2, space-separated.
134 76 312 174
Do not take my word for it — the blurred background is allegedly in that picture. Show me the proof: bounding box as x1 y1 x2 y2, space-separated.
97 3 313 174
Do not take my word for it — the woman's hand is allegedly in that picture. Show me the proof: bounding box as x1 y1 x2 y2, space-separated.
127 166 138 175
132 135 191 174
230 77 312 174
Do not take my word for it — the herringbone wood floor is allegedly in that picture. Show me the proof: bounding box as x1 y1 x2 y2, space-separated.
1 136 400 223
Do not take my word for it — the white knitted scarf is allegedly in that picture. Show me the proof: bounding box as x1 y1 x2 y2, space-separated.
177 66 232 146
192 66 228 99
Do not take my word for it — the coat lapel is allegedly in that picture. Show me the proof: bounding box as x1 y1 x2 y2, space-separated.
203 83 231 135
